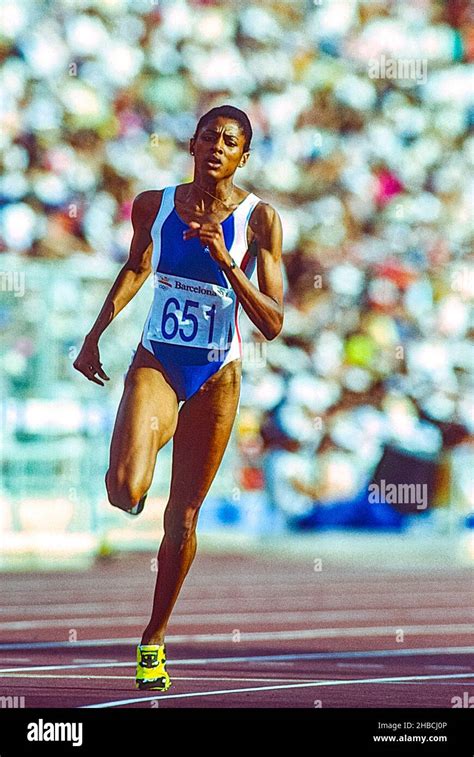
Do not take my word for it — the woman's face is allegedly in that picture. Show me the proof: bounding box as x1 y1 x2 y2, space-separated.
190 116 249 179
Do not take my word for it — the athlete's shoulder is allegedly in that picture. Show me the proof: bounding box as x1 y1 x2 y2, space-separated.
249 199 282 234
253 200 280 218
131 189 164 227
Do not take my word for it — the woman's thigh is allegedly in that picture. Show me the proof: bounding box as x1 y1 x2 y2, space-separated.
167 358 242 513
106 347 180 497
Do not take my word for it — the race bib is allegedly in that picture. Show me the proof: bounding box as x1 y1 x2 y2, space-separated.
146 272 237 350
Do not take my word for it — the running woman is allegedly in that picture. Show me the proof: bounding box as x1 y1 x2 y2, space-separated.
73 105 284 691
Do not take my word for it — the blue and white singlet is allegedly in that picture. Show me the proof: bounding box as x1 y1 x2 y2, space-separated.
139 184 262 401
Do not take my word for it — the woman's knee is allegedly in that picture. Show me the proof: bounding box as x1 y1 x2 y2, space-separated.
105 469 150 511
163 502 201 545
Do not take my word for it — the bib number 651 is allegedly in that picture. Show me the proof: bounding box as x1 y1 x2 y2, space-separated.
161 297 216 344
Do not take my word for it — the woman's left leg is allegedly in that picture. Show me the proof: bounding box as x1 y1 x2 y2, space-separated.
141 358 242 645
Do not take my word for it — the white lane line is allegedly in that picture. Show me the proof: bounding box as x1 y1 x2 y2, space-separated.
81 673 474 708
1 623 472 647
408 682 474 686
379 681 474 686
2 607 472 631
0 646 472 674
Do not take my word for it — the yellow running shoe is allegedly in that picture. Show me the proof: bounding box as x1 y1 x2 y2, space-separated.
136 643 172 691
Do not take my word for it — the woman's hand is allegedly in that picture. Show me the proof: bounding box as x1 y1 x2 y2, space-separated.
73 336 110 386
182 221 231 268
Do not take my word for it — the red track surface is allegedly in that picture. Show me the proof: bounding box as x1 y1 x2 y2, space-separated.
0 551 472 708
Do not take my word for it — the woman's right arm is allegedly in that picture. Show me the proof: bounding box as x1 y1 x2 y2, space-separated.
73 190 162 385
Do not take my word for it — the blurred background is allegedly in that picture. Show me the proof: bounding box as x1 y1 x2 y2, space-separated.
0 0 473 570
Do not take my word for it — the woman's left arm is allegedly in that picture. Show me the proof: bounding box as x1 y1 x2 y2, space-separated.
184 202 284 340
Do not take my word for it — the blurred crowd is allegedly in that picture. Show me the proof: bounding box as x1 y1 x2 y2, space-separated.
1 0 473 518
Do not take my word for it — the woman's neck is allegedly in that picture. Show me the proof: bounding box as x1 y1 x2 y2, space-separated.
184 177 237 212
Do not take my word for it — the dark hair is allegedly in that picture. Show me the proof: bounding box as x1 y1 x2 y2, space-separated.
194 105 252 152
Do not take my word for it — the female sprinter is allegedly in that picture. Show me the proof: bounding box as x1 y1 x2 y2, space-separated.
73 105 284 690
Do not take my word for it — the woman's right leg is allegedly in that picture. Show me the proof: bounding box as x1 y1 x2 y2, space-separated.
105 345 180 513
140 357 242 646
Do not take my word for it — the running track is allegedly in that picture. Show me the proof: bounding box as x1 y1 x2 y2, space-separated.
0 551 472 708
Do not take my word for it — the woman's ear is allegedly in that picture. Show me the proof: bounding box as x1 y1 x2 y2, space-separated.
239 151 250 168
189 137 195 156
